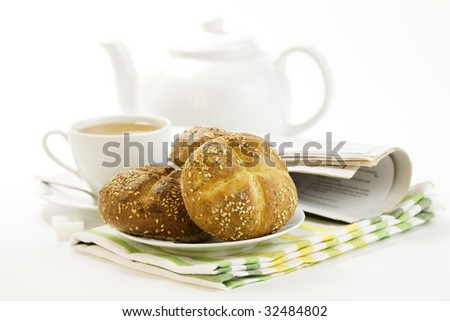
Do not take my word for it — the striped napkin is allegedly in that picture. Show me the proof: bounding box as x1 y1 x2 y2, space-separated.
71 182 440 290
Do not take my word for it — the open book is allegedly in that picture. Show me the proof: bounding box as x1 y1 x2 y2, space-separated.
272 135 412 223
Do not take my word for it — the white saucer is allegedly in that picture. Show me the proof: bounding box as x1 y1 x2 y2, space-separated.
36 172 98 212
117 207 305 257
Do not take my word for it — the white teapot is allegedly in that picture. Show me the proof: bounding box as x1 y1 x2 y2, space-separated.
102 19 332 135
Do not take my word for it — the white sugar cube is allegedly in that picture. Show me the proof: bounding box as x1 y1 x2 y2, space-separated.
51 214 82 225
53 221 84 241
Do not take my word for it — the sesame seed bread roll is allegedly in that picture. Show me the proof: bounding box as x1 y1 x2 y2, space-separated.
180 133 298 241
171 126 229 167
98 165 210 243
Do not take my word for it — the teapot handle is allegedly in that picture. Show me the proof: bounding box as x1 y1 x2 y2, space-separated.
275 45 332 135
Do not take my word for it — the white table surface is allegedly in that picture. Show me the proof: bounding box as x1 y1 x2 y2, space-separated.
1 0 450 301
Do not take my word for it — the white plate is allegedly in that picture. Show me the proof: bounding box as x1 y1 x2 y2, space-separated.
117 208 305 257
36 172 98 212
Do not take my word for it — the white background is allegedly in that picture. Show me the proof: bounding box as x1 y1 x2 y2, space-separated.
0 0 449 301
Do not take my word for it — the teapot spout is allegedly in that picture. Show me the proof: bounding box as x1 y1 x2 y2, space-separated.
101 40 138 113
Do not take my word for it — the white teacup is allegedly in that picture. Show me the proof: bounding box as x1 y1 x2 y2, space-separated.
42 114 172 194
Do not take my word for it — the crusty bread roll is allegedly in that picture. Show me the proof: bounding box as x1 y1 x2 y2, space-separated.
171 126 229 167
98 164 210 242
180 133 298 241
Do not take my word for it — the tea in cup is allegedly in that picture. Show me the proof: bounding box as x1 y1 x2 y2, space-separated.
42 114 172 193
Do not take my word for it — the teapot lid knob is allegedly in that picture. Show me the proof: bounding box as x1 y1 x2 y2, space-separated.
169 19 258 59
202 18 224 33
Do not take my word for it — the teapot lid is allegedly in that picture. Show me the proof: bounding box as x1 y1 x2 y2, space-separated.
169 19 258 59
